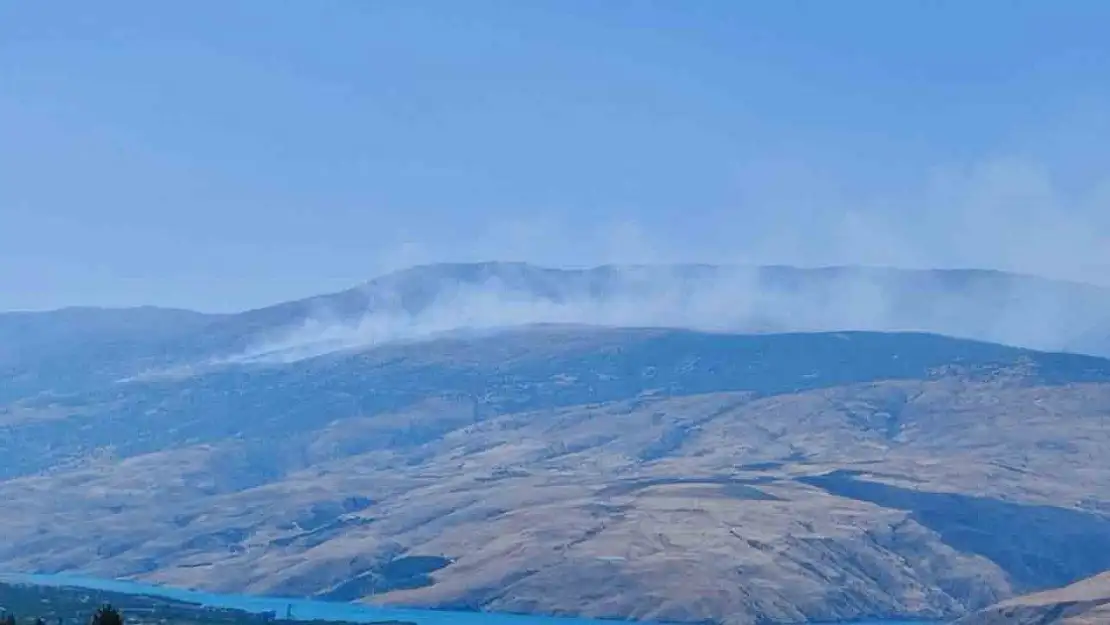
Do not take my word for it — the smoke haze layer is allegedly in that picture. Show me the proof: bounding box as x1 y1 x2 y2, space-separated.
228 263 1110 363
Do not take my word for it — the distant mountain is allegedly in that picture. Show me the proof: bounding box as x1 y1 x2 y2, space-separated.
4 263 1110 403
4 264 1110 624
214 262 1110 359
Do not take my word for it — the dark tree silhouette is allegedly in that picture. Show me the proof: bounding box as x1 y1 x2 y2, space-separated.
90 605 122 625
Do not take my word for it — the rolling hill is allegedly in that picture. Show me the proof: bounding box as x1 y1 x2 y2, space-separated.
3 263 1110 624
956 571 1110 624
5 263 1110 402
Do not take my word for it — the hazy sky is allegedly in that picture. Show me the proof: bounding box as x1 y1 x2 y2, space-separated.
3 1 1110 312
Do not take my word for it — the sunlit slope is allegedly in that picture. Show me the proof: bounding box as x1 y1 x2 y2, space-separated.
957 571 1110 624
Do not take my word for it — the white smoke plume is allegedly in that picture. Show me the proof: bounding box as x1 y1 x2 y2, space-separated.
229 262 1110 365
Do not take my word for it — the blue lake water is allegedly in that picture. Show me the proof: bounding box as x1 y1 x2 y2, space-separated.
0 572 937 625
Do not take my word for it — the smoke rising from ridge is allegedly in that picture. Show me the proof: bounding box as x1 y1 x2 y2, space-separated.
231 263 1110 364
207 148 1110 364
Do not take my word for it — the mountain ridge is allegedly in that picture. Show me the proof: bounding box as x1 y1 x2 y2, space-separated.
4 262 1110 404
7 262 1110 345
4 263 1110 624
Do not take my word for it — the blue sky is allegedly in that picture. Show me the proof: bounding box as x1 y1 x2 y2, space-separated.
3 1 1110 311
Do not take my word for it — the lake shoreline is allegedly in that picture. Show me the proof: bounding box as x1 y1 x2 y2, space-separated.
0 571 944 625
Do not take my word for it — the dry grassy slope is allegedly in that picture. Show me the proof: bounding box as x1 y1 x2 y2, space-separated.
956 571 1110 624
2 372 1110 625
